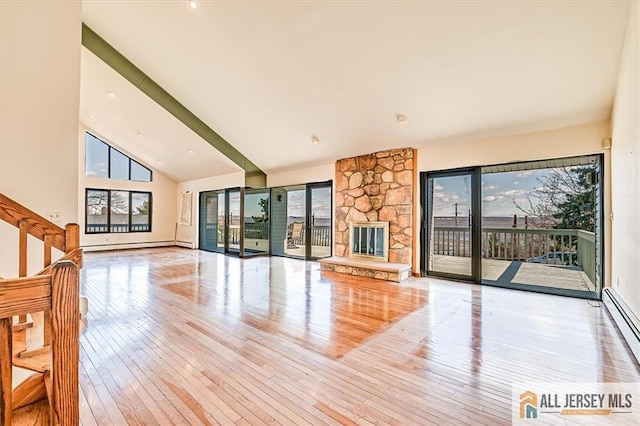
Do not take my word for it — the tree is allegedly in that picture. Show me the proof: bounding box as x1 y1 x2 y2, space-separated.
514 166 596 232
136 200 150 215
552 167 595 232
252 197 269 223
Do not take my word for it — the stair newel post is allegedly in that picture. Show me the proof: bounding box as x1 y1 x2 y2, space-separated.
50 260 79 426
0 318 13 425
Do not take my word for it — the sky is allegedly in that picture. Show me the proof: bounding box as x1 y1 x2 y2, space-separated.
431 169 549 217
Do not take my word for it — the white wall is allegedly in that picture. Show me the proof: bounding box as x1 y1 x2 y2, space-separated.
416 121 610 275
176 171 244 248
78 126 178 251
611 2 639 317
0 1 82 276
267 163 334 187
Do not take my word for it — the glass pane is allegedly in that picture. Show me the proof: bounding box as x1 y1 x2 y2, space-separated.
110 148 130 180
244 189 270 256
199 192 220 252
426 174 472 277
480 157 600 297
285 187 306 257
131 193 151 232
310 186 332 258
376 227 384 256
110 190 130 232
86 189 108 233
131 160 152 182
217 193 225 250
228 190 241 253
85 133 109 178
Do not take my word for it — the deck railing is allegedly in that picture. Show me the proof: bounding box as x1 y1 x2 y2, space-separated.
204 223 332 246
431 226 596 283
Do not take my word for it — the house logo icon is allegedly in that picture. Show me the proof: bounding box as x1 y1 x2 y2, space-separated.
520 390 538 419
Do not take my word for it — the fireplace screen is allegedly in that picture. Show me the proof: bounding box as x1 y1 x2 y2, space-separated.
349 221 389 261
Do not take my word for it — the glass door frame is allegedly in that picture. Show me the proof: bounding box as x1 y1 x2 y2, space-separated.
306 181 333 260
420 167 481 282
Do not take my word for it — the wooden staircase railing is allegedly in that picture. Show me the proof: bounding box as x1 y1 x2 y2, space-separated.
0 193 82 424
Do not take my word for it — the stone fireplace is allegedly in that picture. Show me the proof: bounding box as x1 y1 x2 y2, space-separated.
319 148 415 282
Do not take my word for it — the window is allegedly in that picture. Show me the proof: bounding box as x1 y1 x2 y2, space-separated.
86 189 152 233
85 133 152 182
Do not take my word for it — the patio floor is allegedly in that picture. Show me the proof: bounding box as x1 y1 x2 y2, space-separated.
431 255 596 294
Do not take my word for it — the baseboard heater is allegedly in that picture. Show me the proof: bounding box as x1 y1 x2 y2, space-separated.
603 287 640 363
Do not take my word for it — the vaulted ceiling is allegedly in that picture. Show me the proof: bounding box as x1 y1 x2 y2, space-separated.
81 1 631 181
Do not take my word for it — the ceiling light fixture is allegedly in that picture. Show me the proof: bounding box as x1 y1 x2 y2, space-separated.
396 114 408 124
189 0 198 10
107 91 116 98
157 160 163 164
311 135 320 144
137 132 144 138
87 115 94 121
187 149 194 154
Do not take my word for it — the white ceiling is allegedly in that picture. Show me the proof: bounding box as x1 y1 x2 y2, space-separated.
79 48 241 182
82 1 631 176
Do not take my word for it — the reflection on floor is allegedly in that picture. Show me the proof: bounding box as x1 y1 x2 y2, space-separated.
79 248 638 425
284 244 331 258
432 255 595 293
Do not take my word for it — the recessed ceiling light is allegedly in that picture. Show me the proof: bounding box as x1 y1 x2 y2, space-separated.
87 115 94 121
107 91 116 98
137 132 144 138
396 114 408 124
187 149 194 154
157 160 163 164
311 135 320 144
189 0 198 10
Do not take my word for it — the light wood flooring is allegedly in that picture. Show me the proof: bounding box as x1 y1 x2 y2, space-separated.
78 248 639 425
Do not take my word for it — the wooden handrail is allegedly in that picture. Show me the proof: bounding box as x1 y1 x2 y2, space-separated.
0 194 66 252
0 275 52 319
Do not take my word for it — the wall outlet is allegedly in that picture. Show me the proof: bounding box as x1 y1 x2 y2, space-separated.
47 211 60 221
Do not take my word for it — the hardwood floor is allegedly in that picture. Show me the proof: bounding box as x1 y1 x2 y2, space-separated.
78 248 640 425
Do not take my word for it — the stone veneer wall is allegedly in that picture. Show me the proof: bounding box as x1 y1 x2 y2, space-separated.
334 148 415 264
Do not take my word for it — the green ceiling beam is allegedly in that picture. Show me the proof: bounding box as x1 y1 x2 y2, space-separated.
81 24 266 186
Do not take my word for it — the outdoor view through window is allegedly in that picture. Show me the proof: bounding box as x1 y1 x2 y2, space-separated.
428 156 600 298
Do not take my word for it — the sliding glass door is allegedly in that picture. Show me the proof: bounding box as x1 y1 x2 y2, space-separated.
422 169 480 281
270 181 332 260
199 191 224 253
200 181 332 260
243 188 270 257
480 156 602 298
308 184 332 259
421 155 603 300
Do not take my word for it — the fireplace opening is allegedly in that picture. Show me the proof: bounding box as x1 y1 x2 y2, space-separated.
349 221 389 262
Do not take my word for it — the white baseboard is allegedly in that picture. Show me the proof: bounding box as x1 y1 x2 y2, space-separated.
603 288 640 363
175 240 195 249
82 240 176 252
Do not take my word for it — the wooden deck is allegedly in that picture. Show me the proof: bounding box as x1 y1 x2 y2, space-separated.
431 255 595 293
78 248 639 425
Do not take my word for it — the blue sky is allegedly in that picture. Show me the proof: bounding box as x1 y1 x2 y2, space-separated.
432 169 548 217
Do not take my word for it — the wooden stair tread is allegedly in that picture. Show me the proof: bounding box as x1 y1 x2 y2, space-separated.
14 345 52 373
